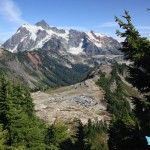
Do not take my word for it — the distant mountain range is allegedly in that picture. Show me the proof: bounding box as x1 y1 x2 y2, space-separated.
0 20 122 90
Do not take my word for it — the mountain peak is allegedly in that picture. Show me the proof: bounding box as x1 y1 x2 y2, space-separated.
35 20 50 30
90 30 94 33
2 21 121 54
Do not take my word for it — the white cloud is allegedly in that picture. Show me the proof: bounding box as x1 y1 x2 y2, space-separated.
95 21 118 28
0 0 26 25
0 0 27 42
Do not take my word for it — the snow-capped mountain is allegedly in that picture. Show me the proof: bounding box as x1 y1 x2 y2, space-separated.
2 20 121 55
0 20 123 89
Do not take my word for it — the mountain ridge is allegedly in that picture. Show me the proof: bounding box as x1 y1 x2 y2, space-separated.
2 20 121 56
0 20 123 90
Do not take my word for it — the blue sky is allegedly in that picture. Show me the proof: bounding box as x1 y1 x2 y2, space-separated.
0 0 150 43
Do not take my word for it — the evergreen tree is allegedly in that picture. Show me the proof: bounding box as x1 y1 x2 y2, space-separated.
0 77 11 126
113 10 150 149
0 77 47 149
75 120 85 149
23 87 35 116
115 10 150 93
45 119 70 149
108 112 145 150
0 124 7 150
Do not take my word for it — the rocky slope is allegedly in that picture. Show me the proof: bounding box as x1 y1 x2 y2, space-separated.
0 48 92 90
32 67 110 124
0 47 122 90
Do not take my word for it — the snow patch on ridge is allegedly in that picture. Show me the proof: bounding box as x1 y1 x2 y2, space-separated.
94 33 105 38
87 32 103 48
21 24 69 50
22 24 69 41
33 31 69 50
22 24 44 41
94 42 102 48
21 36 27 42
68 41 84 55
46 30 69 41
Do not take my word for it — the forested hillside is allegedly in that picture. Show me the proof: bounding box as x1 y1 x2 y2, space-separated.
97 63 148 149
0 49 91 91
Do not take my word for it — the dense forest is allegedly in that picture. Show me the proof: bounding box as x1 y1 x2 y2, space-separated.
0 10 150 150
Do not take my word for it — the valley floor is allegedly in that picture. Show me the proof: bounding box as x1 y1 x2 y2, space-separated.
32 70 110 124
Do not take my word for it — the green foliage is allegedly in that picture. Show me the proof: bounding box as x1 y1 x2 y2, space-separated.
0 124 7 150
108 115 144 150
83 119 108 150
46 120 70 148
107 10 150 149
74 120 85 150
96 64 144 149
97 64 131 116
115 10 150 93
0 77 47 149
71 119 109 150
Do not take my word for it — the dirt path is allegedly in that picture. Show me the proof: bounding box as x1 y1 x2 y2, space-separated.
32 71 110 124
